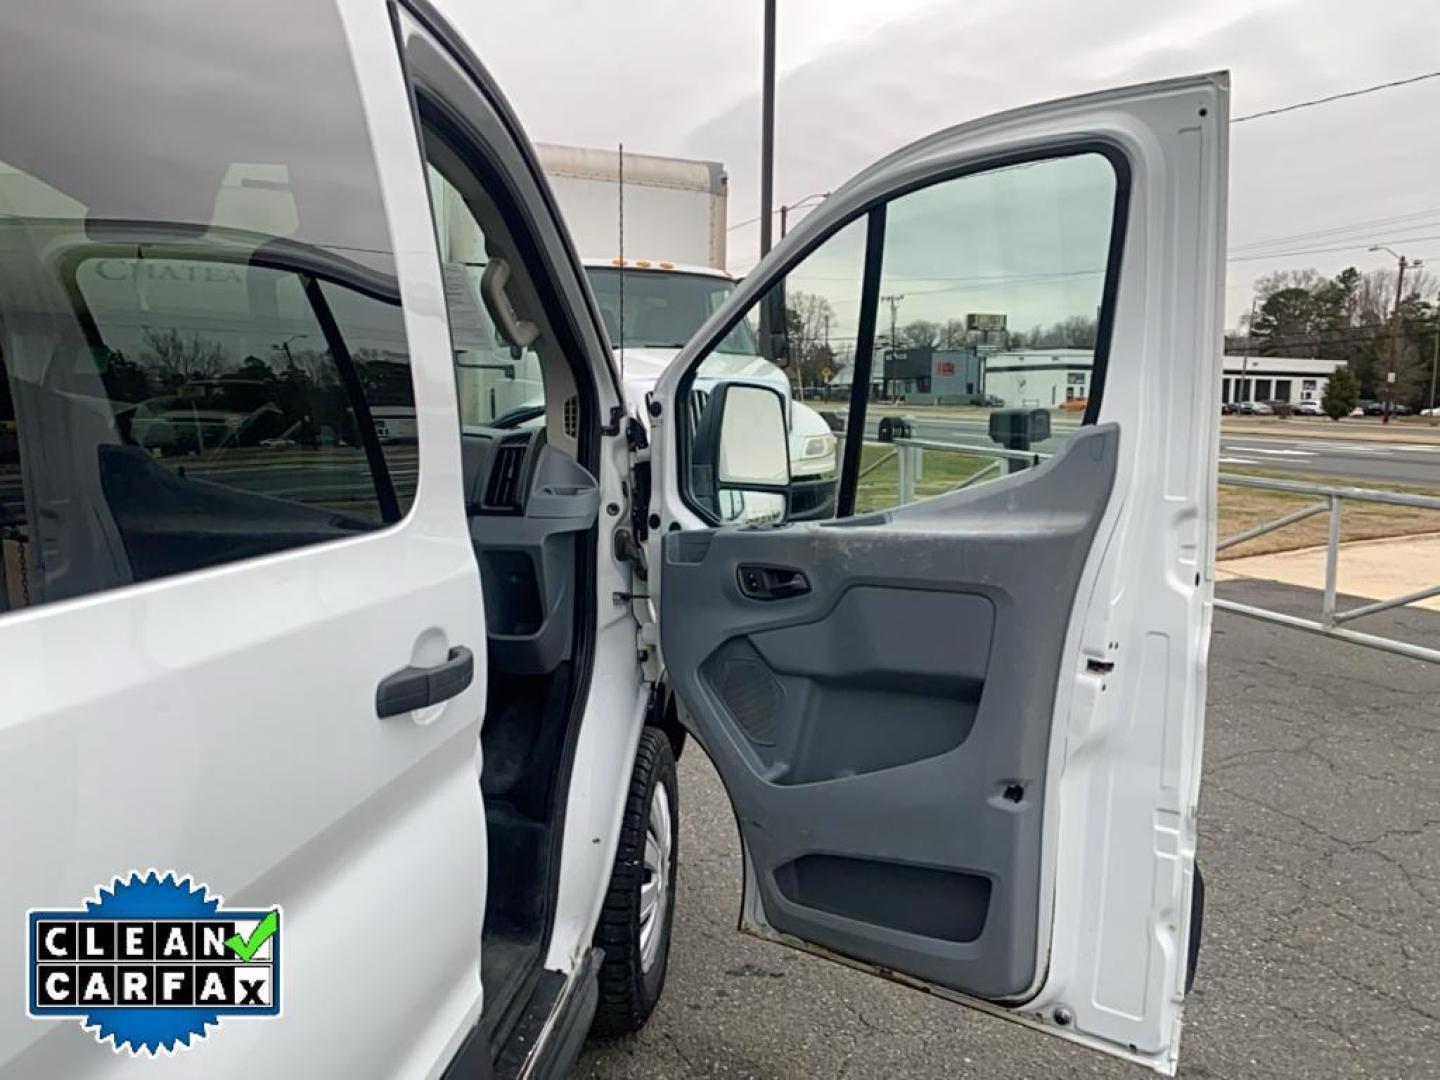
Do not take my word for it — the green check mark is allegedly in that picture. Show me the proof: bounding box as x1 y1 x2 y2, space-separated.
225 910 279 962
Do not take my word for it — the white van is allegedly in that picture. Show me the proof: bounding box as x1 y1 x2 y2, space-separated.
0 2 1227 1076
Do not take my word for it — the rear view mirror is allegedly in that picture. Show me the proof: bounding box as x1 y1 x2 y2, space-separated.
690 382 790 523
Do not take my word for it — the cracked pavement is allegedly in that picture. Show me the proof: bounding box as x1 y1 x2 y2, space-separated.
578 580 1440 1079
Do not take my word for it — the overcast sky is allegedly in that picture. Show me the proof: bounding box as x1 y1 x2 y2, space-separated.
453 0 1440 328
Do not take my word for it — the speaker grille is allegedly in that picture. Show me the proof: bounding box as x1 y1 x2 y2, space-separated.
707 641 783 746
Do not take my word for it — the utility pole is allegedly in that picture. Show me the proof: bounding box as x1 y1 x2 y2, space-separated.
1429 291 1439 425
881 294 905 400
758 0 776 259
1239 297 1257 408
1371 245 1423 424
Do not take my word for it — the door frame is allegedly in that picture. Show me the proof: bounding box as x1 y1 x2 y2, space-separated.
646 73 1228 1075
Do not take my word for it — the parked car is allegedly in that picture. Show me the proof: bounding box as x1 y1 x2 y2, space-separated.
1237 400 1272 415
1292 398 1323 416
0 5 1227 1076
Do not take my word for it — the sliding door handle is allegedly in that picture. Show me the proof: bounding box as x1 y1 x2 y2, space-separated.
376 646 475 718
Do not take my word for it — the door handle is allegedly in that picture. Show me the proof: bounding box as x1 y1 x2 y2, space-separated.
376 646 475 718
737 565 811 601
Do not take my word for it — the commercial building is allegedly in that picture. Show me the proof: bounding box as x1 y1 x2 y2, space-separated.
1221 355 1343 405
832 346 1345 409
831 345 982 402
982 349 1094 409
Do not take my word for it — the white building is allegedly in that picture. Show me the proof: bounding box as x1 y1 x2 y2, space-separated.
1222 355 1343 405
983 349 1095 409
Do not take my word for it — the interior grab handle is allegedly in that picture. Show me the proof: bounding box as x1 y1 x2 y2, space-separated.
479 257 539 348
737 564 811 601
376 646 475 718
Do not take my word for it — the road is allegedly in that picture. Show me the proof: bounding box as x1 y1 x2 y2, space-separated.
1217 433 1440 487
852 413 1439 487
579 580 1440 1080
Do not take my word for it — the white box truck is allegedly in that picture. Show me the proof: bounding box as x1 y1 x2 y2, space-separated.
537 143 837 519
535 143 727 270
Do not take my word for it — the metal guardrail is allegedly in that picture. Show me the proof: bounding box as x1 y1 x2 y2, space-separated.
856 434 1440 664
1209 475 1440 664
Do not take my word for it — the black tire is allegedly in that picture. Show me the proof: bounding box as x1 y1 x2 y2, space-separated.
590 727 679 1037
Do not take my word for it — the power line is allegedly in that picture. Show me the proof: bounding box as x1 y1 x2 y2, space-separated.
1230 208 1440 252
1227 235 1440 263
727 72 1439 237
1232 70 1440 123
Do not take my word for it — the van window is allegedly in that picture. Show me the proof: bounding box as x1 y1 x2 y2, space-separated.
0 1 415 614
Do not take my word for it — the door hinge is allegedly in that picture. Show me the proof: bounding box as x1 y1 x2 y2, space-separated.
625 414 649 451
600 403 625 437
612 527 648 579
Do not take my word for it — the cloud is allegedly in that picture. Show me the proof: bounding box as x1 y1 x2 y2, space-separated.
472 0 1440 323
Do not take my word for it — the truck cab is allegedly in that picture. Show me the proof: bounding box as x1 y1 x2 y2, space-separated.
583 258 839 520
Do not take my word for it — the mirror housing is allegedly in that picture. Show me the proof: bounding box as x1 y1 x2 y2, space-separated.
690 381 791 523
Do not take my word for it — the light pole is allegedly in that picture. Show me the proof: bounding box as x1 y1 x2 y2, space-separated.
1370 245 1423 424
779 192 829 239
758 0 776 259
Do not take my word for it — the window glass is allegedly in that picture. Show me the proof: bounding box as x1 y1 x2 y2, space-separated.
426 160 546 428
587 267 755 355
688 218 866 524
681 152 1120 523
0 1 415 615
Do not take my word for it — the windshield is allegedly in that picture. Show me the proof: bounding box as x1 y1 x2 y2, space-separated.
586 267 757 354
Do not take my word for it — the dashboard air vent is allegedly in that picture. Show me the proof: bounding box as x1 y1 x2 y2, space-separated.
484 437 528 510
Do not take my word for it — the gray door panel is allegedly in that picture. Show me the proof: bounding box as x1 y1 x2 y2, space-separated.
661 425 1118 999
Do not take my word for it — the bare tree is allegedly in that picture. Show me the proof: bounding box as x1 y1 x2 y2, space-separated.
940 318 968 349
784 290 837 387
140 327 229 385
1023 316 1098 349
901 319 939 348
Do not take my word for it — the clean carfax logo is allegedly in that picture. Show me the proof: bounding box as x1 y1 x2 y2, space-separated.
27 870 281 1054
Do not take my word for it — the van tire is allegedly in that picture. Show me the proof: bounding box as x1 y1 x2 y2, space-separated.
590 727 678 1037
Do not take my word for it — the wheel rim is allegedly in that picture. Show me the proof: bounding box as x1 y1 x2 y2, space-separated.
639 781 672 974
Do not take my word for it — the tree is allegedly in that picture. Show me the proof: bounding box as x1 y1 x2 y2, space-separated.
939 319 968 349
900 319 939 348
783 290 836 388
1022 316 1098 349
1322 365 1358 421
140 327 228 385
1238 265 1437 405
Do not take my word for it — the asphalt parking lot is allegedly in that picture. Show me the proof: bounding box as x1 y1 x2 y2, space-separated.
580 579 1440 1079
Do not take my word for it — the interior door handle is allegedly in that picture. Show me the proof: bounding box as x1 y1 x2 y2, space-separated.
376 646 475 718
737 565 811 601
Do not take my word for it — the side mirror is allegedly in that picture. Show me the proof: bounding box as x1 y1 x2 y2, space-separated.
690 382 790 524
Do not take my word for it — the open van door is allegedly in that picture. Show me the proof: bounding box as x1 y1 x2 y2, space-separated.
644 75 1227 1075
